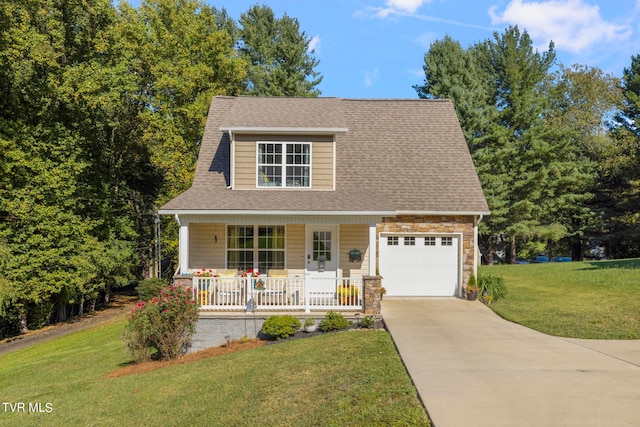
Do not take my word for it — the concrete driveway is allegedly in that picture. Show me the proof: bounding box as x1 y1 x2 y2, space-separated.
382 298 640 427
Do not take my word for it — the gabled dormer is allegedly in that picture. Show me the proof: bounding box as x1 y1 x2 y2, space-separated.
218 97 347 191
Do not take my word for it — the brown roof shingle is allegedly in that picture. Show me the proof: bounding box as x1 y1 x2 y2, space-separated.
160 96 489 214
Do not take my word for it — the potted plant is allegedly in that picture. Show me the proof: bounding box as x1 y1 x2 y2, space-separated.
466 273 478 301
337 284 359 305
303 317 317 333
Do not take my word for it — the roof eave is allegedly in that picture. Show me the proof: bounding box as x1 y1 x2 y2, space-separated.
158 209 396 216
158 209 490 216
396 210 491 216
220 126 348 135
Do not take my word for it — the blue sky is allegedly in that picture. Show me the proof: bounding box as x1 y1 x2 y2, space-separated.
130 0 640 98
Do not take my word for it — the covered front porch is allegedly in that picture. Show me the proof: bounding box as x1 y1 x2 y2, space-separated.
190 275 369 313
167 213 386 314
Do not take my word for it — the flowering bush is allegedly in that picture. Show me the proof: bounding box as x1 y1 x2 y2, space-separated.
136 278 168 301
123 285 199 363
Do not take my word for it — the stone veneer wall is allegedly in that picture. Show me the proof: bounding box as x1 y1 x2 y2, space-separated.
363 275 382 314
173 275 193 289
378 215 477 292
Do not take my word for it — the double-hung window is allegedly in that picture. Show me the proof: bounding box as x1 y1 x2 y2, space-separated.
227 225 285 274
258 142 310 188
227 226 254 271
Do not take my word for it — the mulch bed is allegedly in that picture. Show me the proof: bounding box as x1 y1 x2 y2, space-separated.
106 321 385 378
106 338 266 378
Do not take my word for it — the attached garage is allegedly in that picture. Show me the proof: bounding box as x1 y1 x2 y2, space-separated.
379 234 461 296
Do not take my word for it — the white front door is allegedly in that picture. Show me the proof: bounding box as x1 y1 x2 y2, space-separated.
306 225 338 279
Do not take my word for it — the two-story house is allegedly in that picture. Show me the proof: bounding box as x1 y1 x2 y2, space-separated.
160 96 489 315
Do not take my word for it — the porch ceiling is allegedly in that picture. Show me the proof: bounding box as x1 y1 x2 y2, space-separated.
166 213 386 225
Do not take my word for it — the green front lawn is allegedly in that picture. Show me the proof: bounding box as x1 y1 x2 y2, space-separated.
480 259 640 339
0 317 429 426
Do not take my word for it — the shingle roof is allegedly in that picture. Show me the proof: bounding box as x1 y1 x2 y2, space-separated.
219 96 346 130
160 96 489 214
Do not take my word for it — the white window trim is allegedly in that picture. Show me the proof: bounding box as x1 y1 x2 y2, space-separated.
225 224 287 272
256 141 312 189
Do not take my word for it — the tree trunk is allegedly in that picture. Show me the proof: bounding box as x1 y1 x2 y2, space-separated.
487 237 495 266
104 283 111 306
18 306 28 334
547 238 554 262
571 237 583 261
509 234 517 264
57 304 67 322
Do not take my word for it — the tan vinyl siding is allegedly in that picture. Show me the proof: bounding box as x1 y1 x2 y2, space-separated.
232 134 334 190
312 141 334 190
338 224 369 277
189 223 225 270
286 224 305 276
234 141 256 189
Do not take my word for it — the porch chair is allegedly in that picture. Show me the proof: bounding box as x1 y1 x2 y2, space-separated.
215 269 242 305
262 269 288 305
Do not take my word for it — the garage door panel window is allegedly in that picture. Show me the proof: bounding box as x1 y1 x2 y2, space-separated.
387 236 399 246
425 237 436 246
441 237 453 246
404 237 415 246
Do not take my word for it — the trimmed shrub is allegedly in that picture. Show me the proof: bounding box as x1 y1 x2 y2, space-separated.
123 285 199 362
477 274 508 303
319 311 351 332
261 315 301 340
360 315 375 328
0 301 22 340
136 278 168 302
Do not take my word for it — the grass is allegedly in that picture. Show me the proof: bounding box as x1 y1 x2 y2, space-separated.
480 258 640 339
0 315 429 426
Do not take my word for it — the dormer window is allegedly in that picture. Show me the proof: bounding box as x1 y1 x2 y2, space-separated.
258 142 310 188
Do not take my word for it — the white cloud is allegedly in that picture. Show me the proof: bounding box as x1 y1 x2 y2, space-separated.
489 0 633 53
358 2 493 32
308 35 321 53
385 0 429 14
364 67 380 87
364 0 432 18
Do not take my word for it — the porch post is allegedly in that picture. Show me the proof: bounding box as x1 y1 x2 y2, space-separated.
178 215 189 275
473 215 479 276
363 275 382 315
369 223 377 276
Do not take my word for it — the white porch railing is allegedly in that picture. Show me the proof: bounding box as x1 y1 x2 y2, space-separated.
192 276 363 313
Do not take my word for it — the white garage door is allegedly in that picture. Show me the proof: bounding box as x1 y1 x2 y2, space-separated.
379 234 460 296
